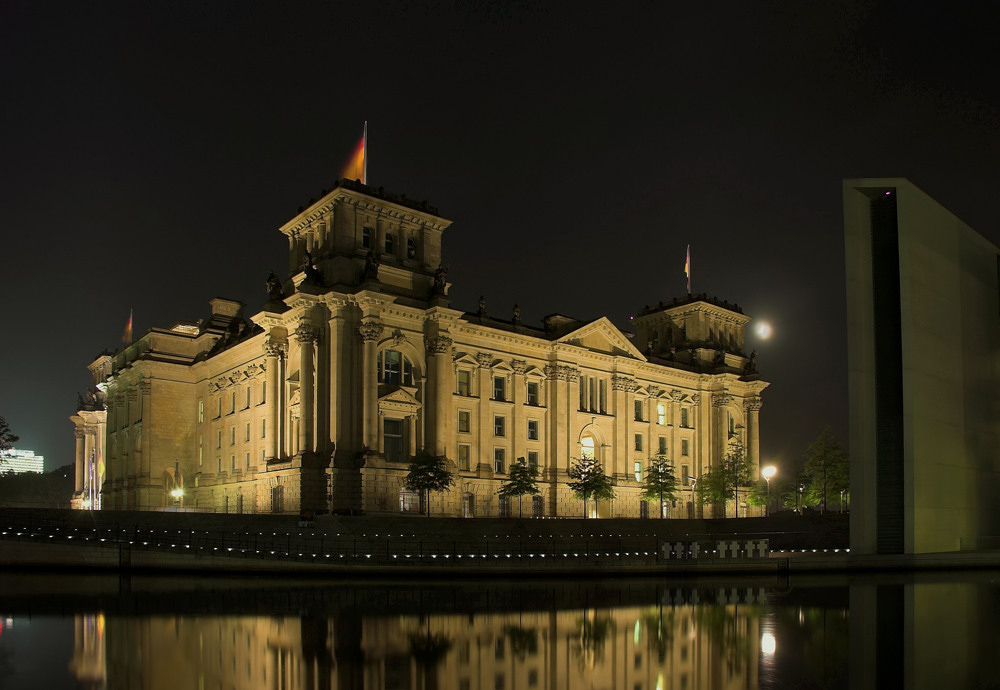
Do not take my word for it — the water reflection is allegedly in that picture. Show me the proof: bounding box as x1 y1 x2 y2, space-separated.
9 573 998 689
63 588 778 690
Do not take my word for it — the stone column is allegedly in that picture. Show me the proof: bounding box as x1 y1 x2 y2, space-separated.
711 393 732 468
74 429 85 494
295 322 318 454
427 336 453 457
745 397 762 474
358 320 383 451
264 339 286 461
511 360 527 463
476 352 493 470
611 375 631 480
408 415 418 457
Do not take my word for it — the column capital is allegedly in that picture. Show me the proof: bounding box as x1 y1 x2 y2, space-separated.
610 374 633 391
670 389 685 402
294 322 319 343
744 396 763 412
476 352 494 369
511 359 528 375
263 336 288 358
358 320 383 342
544 364 579 382
711 393 733 408
74 428 86 439
426 335 453 355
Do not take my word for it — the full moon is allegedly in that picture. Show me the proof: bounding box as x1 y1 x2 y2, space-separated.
755 321 772 339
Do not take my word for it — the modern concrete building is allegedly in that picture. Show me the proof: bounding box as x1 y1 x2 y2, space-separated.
75 179 767 517
844 178 1000 554
0 449 44 475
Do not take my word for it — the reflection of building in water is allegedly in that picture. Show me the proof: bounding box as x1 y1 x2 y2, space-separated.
69 614 107 690
96 595 761 689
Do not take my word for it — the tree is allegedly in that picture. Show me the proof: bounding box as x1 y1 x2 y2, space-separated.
640 455 678 518
498 457 540 517
0 417 17 471
403 452 454 516
567 457 615 518
803 427 849 513
695 441 754 518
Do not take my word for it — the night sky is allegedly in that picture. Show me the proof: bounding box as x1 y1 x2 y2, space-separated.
3 2 998 476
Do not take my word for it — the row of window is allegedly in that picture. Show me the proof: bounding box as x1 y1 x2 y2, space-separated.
361 226 418 259
211 420 267 449
199 382 267 423
456 372 541 404
457 412 542 439
456 446 540 474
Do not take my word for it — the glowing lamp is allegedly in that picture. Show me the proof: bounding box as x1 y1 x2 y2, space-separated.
761 632 776 655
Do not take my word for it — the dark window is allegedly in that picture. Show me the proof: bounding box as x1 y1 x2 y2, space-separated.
527 381 539 405
527 420 538 440
634 399 643 421
378 349 413 385
362 226 372 249
458 370 471 396
385 232 395 254
407 237 416 259
384 419 404 462
494 376 506 401
494 415 505 437
494 448 505 473
458 411 471 433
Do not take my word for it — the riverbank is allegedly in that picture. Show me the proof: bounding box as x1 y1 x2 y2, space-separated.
2 507 995 577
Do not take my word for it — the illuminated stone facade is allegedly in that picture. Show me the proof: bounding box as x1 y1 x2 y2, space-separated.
79 179 767 516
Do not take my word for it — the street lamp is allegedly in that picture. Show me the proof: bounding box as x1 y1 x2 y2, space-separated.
689 477 698 519
170 488 183 507
761 465 777 516
797 484 804 514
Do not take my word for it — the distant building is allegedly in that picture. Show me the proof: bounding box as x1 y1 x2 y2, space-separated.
76 179 767 517
0 449 44 475
844 178 1000 554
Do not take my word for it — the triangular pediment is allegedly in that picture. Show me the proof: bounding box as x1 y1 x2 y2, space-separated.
555 317 646 359
378 387 420 407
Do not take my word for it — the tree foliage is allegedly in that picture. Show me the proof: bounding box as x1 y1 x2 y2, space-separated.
498 457 540 517
567 457 615 518
0 417 18 469
803 427 849 512
0 464 74 508
403 451 454 516
695 441 754 517
640 455 678 518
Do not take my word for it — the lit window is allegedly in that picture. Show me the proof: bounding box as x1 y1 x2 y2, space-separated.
400 491 420 513
198 437 203 465
458 444 471 471
494 448 506 474
494 415 505 437
634 434 643 452
198 400 204 423
527 381 539 405
457 370 471 396
527 420 538 440
458 411 471 433
385 233 395 255
493 376 506 401
657 403 666 425
581 435 596 461
634 461 642 482
384 419 404 463
406 237 416 259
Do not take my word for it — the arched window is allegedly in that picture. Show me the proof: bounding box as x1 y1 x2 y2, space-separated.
580 435 596 461
406 237 416 259
385 232 395 255
377 349 414 386
362 226 371 249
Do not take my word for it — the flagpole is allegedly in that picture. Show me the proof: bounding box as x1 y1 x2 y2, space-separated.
362 120 368 185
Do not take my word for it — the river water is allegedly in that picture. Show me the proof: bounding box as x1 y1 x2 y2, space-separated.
0 570 996 689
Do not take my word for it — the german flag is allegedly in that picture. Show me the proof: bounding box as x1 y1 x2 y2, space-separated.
341 122 367 184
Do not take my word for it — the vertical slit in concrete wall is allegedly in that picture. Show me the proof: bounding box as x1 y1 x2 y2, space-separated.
870 190 904 555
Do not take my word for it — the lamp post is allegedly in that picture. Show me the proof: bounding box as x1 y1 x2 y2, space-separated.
170 488 183 508
689 477 698 519
761 465 777 516
797 484 804 514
